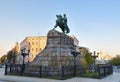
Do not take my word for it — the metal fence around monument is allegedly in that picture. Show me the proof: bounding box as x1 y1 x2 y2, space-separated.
22 65 85 79
97 65 113 78
4 64 113 79
4 64 22 75
4 64 84 79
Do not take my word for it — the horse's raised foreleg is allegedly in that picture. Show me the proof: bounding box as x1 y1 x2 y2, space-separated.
53 26 57 30
53 21 58 30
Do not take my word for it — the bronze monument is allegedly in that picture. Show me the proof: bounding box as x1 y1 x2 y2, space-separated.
53 14 70 34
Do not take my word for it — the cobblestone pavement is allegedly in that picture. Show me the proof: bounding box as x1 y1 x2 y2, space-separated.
0 68 120 82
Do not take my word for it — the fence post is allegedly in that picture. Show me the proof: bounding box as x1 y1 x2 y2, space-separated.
111 65 113 74
39 65 42 78
104 66 106 77
108 66 109 75
16 65 18 72
20 65 24 76
110 65 112 74
4 64 8 75
10 64 12 73
61 66 64 80
97 66 100 79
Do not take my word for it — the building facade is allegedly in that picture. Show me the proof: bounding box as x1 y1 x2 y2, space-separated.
70 35 79 46
20 36 47 62
15 35 79 64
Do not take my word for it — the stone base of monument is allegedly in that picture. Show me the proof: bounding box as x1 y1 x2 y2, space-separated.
24 30 83 78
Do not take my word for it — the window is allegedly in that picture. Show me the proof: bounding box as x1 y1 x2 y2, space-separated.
39 48 41 51
29 42 30 46
32 48 34 52
32 42 34 45
36 42 38 45
36 48 38 52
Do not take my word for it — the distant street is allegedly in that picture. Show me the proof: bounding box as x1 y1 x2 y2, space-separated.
113 68 120 73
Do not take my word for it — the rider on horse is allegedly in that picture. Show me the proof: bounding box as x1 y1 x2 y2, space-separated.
53 14 70 34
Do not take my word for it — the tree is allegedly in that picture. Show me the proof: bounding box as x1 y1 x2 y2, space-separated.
7 48 17 64
0 55 7 64
81 47 94 68
110 55 120 66
7 50 13 63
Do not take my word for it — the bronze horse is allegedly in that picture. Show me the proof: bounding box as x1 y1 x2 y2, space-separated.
53 14 70 34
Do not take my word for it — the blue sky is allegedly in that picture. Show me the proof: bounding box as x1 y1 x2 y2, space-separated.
0 0 120 57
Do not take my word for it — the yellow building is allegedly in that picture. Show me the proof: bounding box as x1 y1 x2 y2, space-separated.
14 42 20 53
70 35 79 46
97 50 112 61
20 36 47 62
103 53 112 60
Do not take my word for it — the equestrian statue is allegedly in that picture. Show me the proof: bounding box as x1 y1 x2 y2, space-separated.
53 14 70 34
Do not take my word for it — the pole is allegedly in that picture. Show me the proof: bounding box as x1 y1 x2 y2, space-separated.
5 64 7 75
93 51 96 68
94 56 95 69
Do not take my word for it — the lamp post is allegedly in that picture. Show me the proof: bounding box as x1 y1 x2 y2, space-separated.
21 48 30 75
70 46 80 77
91 51 99 70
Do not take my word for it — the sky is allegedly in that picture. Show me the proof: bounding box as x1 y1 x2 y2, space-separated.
0 0 120 57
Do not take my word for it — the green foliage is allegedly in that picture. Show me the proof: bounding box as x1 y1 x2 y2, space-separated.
7 48 17 63
0 55 7 64
110 55 120 66
7 50 13 63
82 47 94 68
78 72 98 78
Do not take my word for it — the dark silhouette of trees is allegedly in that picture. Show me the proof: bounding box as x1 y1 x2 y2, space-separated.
110 55 120 66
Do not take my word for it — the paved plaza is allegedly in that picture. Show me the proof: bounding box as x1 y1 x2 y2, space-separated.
0 68 120 82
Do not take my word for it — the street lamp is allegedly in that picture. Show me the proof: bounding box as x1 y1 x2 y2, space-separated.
21 48 30 74
21 48 30 64
70 46 80 77
91 51 99 69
